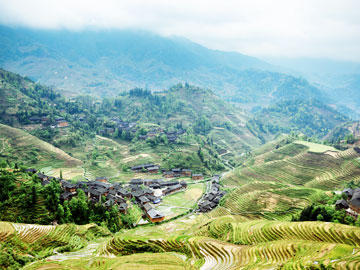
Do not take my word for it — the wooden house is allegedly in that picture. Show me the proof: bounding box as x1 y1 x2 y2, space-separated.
95 176 108 183
147 166 159 174
146 209 165 223
163 171 175 178
192 173 204 180
181 169 192 176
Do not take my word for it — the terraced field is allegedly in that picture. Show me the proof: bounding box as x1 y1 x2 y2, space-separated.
0 221 111 257
0 123 82 168
91 218 360 270
3 216 360 269
222 142 360 219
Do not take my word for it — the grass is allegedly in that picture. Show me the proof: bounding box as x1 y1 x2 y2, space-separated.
294 140 339 153
155 183 205 220
0 124 82 169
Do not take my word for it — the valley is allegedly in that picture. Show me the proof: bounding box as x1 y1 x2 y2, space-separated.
0 22 360 270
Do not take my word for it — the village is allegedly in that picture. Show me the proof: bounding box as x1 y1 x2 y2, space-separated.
29 115 186 143
25 164 226 224
335 187 360 219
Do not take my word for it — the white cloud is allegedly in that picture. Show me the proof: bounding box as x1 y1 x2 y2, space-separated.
0 0 359 61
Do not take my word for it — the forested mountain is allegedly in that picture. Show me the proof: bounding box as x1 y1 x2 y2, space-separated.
0 26 327 105
248 99 349 138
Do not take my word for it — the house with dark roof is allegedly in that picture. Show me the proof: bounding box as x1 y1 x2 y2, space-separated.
93 181 112 189
118 189 131 198
60 180 77 193
335 199 349 210
104 198 116 208
131 165 144 172
144 203 153 212
41 180 50 186
96 176 108 183
139 196 150 206
149 183 161 189
60 191 76 201
130 179 143 185
146 209 165 223
163 184 184 195
143 188 154 196
350 191 360 212
147 166 159 174
29 116 42 122
162 180 179 187
37 173 49 181
180 180 187 188
25 168 37 174
198 201 212 212
89 188 102 202
118 203 128 214
192 173 204 180
181 169 192 176
139 135 147 140
342 188 354 199
163 171 175 178
143 179 153 186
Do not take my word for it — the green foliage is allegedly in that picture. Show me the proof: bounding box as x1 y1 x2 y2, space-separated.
293 202 357 226
251 99 348 138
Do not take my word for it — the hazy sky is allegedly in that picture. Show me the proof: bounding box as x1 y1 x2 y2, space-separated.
0 0 359 61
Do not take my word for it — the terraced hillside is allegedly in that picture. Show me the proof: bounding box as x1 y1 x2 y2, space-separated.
36 218 359 270
0 221 111 269
222 140 360 219
0 221 110 256
3 212 360 269
0 123 82 168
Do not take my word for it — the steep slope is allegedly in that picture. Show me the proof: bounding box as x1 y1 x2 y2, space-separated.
0 26 326 104
0 123 82 167
222 138 360 219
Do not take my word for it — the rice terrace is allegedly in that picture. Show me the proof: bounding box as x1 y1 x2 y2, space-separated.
1 1 360 269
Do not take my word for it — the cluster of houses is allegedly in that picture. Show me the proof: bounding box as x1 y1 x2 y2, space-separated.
335 187 360 219
138 128 186 143
99 119 137 136
29 116 69 128
25 167 190 223
131 164 204 180
197 175 226 213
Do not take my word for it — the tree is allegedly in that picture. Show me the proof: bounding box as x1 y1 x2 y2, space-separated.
57 204 65 223
31 186 37 205
60 170 63 180
43 180 61 213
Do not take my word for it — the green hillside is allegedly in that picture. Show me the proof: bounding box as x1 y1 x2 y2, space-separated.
5 216 360 270
221 138 360 219
249 99 348 138
0 123 82 168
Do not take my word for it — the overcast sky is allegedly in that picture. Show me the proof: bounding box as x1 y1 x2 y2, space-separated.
0 0 359 61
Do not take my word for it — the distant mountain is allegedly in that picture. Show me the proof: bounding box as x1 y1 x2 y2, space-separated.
266 57 360 115
0 26 326 104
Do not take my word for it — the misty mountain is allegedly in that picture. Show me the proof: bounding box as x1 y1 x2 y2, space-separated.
0 25 326 104
266 57 360 114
